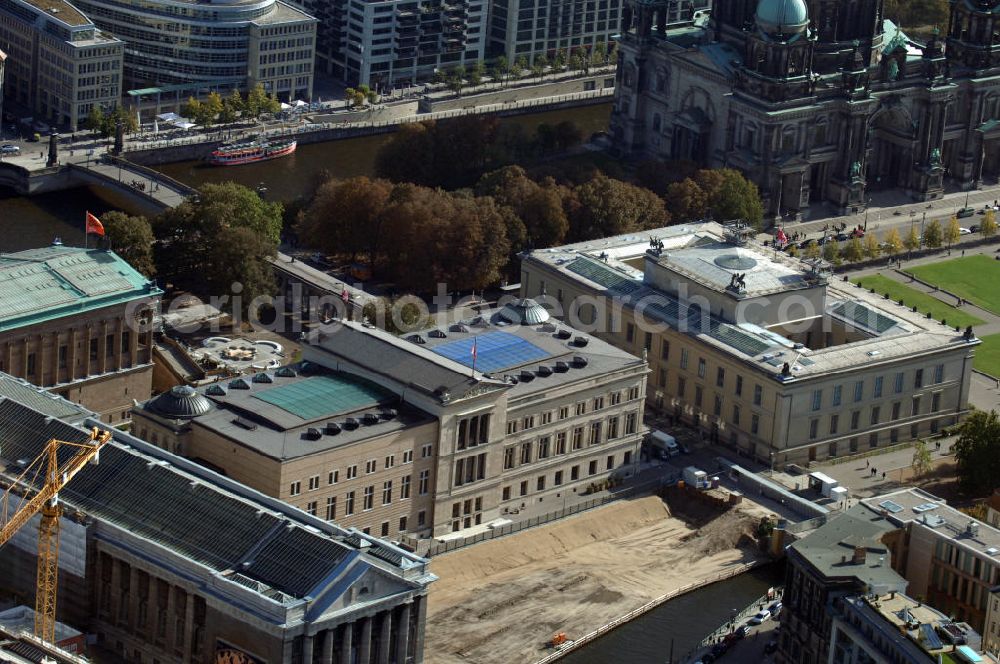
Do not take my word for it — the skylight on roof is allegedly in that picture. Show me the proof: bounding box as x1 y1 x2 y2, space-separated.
879 500 904 513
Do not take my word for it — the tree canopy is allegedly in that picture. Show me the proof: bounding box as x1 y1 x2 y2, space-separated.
953 409 1000 495
154 183 282 314
102 211 156 277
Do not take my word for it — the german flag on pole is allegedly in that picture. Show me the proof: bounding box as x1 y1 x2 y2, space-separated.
85 211 105 237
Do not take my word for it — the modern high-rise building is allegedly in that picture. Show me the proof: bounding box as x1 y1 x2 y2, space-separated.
0 0 122 130
71 0 317 101
297 0 486 88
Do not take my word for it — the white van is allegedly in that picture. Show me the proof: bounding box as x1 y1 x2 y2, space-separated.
649 430 680 459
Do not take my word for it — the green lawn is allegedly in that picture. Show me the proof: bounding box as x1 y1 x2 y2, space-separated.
852 274 984 328
973 333 1000 376
908 254 1000 315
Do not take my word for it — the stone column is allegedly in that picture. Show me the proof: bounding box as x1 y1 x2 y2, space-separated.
113 319 123 371
100 320 109 374
302 633 314 664
395 603 411 664
359 616 372 664
3 341 11 375
182 591 195 663
340 622 353 664
321 628 335 664
128 564 140 632
21 337 29 378
412 597 426 664
109 559 123 625
67 327 76 382
165 585 177 649
377 611 391 664
129 318 138 368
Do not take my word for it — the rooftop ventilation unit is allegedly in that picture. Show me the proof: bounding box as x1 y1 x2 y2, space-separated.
519 370 535 382
572 336 590 347
449 324 470 333
380 409 398 420
429 329 447 338
406 334 427 344
362 413 380 425
541 322 557 333
556 329 572 340
252 372 274 384
986 547 999 556
554 361 570 373
275 366 297 378
305 428 322 440
536 365 553 377
571 355 588 368
205 384 227 396
325 422 342 435
229 377 252 390
967 521 980 537
232 417 257 431
344 417 359 430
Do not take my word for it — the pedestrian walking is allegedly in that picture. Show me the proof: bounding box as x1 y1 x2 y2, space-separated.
866 459 870 468
882 471 886 480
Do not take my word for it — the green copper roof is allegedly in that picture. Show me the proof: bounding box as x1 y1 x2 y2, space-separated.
0 246 160 332
252 375 394 421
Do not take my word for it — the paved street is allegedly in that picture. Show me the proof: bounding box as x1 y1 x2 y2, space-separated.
811 437 956 499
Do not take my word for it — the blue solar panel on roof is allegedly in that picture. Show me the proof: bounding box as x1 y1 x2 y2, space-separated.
432 331 550 373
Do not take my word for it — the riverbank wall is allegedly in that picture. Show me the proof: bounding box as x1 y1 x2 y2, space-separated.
121 88 613 167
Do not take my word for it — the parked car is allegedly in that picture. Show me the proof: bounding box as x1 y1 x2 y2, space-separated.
957 207 976 218
749 609 772 625
970 225 980 233
768 600 783 615
836 232 850 241
0 144 19 154
960 227 972 235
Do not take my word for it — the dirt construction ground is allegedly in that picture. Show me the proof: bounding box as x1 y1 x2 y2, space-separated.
425 493 771 664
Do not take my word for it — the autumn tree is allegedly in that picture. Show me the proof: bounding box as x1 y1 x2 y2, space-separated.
844 236 865 263
297 177 393 269
982 209 997 237
219 89 244 124
944 216 962 249
822 241 841 265
884 227 904 256
863 232 881 259
905 225 921 251
665 178 709 222
804 240 821 260
102 211 156 277
571 174 670 240
911 440 933 478
924 218 943 248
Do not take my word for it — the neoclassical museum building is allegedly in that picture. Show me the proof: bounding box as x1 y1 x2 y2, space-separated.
609 0 1000 218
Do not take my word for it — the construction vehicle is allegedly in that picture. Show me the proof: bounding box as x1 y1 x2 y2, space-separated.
0 427 111 642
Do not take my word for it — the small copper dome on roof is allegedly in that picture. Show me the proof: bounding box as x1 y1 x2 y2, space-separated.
755 0 809 36
148 384 212 418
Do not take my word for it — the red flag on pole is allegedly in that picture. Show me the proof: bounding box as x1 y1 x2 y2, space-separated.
85 212 105 237
471 338 478 361
776 227 787 245
341 288 350 304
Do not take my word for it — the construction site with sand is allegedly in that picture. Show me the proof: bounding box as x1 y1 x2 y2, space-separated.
425 488 777 664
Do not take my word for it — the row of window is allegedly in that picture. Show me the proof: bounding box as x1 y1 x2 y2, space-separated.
505 386 641 436
503 412 639 470
499 451 631 501
810 366 946 411
300 471 430 517
807 393 944 440
288 444 433 495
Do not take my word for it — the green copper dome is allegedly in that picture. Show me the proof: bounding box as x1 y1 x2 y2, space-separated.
756 0 809 35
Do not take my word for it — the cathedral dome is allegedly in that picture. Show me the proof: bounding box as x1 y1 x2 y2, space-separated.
755 0 809 36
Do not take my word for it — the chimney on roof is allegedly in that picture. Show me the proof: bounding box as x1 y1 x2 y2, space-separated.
853 545 867 565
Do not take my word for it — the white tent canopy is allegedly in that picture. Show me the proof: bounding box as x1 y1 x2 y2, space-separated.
157 112 181 122
293 99 308 107
171 120 196 130
280 102 292 110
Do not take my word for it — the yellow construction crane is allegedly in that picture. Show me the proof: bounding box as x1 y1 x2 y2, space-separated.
0 427 111 643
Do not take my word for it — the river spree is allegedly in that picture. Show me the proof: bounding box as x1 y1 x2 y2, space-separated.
1 103 611 252
560 563 782 664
